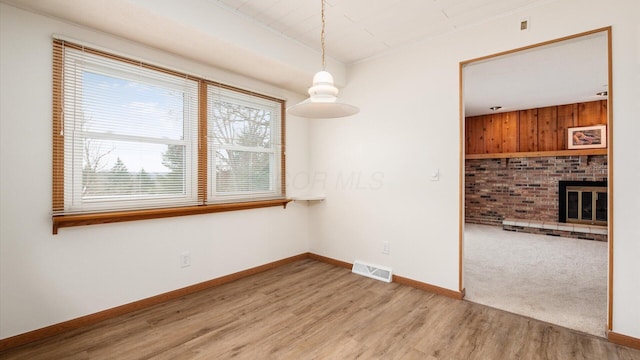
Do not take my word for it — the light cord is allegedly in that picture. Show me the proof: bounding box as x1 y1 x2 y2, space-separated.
321 0 326 70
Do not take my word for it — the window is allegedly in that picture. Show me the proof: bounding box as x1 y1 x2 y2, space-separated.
52 40 287 232
57 46 199 214
207 86 282 203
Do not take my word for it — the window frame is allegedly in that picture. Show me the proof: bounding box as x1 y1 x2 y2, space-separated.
206 84 283 203
52 40 289 234
62 48 200 213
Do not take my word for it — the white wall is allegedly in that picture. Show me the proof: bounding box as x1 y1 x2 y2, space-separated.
308 0 640 338
0 4 309 339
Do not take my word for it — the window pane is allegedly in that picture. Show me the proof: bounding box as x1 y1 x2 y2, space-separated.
209 101 272 148
81 71 186 140
81 139 186 199
207 85 282 202
59 45 199 214
216 149 272 193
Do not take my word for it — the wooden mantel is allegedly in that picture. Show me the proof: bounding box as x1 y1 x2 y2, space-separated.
465 148 607 160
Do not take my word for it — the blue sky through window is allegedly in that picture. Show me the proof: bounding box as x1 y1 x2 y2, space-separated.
81 71 187 173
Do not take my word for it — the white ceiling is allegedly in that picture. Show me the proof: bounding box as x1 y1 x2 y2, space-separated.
464 31 609 116
211 0 558 65
2 0 609 113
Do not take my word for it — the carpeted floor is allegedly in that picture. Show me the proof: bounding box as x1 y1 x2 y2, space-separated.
463 223 608 337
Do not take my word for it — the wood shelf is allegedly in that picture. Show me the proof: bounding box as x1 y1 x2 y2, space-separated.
52 199 291 234
465 148 607 160
289 194 326 201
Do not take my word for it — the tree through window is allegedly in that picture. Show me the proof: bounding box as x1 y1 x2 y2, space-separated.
207 87 282 201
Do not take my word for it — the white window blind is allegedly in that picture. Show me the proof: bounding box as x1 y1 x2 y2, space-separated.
207 85 283 203
56 44 199 214
52 40 287 224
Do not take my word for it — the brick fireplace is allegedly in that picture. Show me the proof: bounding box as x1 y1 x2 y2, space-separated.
465 155 607 241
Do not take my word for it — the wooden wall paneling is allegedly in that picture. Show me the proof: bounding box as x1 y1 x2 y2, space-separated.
578 100 607 126
600 100 608 125
518 109 538 152
464 100 607 156
537 106 558 151
501 111 519 153
484 114 502 153
557 103 578 150
465 116 485 154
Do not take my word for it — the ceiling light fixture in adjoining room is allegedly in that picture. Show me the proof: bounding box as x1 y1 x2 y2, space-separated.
489 106 502 111
287 0 359 119
596 84 608 97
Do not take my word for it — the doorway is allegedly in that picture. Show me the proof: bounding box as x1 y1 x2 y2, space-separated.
459 28 613 336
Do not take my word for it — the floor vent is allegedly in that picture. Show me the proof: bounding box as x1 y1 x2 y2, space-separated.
352 260 393 283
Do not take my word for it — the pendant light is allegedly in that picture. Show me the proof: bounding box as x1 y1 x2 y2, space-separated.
287 0 359 118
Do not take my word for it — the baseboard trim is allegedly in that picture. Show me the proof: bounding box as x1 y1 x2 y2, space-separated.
393 275 466 300
608 331 640 350
307 253 465 300
0 253 308 352
307 252 352 269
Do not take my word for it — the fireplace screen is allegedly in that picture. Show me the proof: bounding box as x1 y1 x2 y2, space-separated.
566 186 607 225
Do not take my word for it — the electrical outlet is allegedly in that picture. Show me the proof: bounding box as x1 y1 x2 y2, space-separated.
382 241 390 255
180 252 191 268
520 17 530 32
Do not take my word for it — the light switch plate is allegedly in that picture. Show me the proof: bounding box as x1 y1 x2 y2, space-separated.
430 168 439 181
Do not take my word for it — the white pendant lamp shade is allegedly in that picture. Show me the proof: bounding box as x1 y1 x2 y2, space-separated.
286 0 359 119
287 71 359 118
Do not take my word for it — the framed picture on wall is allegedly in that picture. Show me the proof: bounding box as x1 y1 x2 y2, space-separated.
568 125 607 149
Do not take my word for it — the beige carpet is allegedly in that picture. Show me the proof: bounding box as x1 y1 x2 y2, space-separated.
463 223 608 337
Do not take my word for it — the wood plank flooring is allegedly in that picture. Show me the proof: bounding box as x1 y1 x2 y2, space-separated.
1 259 638 359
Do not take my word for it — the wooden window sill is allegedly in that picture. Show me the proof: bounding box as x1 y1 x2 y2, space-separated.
465 148 607 160
52 199 292 234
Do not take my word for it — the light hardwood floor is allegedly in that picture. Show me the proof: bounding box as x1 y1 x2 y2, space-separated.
1 259 638 359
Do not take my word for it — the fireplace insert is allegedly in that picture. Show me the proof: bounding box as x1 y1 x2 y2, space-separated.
558 180 607 225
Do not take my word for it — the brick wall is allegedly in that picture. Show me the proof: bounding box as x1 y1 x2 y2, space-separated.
465 155 607 226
